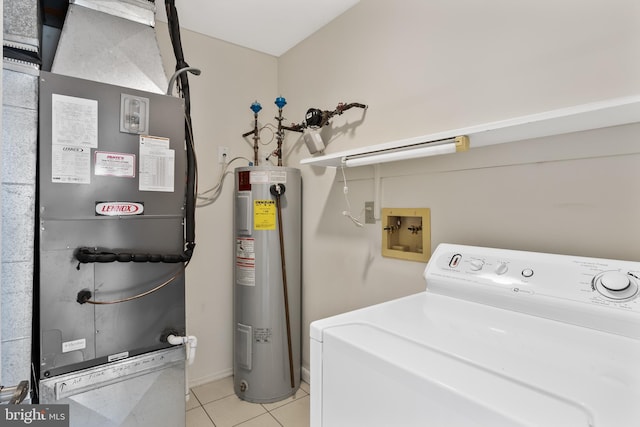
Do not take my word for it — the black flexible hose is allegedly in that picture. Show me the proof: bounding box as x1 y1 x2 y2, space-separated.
165 0 197 256
72 2 197 305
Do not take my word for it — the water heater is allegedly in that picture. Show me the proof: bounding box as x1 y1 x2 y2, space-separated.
233 165 301 403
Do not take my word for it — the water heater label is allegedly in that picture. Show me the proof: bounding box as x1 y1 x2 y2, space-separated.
254 200 276 230
236 237 256 286
249 171 269 184
254 328 272 343
249 170 287 184
269 170 287 184
95 202 144 216
238 171 251 191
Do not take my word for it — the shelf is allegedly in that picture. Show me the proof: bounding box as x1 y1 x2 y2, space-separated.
300 95 640 168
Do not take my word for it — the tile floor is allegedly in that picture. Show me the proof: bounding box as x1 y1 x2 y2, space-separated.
186 376 310 427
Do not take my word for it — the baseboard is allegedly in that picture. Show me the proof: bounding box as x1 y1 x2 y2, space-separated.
188 367 233 389
301 366 311 385
189 366 310 389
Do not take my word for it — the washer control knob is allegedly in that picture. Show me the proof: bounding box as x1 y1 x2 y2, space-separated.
495 263 508 275
600 272 630 291
593 271 639 301
469 259 484 271
522 269 534 278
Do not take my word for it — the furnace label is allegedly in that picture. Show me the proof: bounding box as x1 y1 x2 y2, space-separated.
50 94 98 185
94 151 135 178
51 94 98 148
51 145 91 184
253 200 276 230
138 135 175 192
62 338 86 353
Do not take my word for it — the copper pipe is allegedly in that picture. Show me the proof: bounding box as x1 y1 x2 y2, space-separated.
273 186 295 388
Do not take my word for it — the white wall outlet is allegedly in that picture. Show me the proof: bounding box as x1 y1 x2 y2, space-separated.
218 146 229 164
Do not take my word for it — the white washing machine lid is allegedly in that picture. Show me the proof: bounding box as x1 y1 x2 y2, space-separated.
311 292 640 426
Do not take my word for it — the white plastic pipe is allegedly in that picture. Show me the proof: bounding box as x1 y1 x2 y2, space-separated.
167 334 198 365
168 334 198 402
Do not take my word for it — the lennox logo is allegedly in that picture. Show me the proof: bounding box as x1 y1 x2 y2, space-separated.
95 202 144 216
62 146 83 153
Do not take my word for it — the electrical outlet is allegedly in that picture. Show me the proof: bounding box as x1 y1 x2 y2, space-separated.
218 146 229 164
365 201 375 224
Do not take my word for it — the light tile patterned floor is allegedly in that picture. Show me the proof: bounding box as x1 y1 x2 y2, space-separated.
187 376 310 427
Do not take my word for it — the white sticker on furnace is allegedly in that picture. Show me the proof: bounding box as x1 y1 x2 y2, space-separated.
236 237 255 286
139 135 174 192
62 338 86 353
52 94 98 148
95 151 135 178
50 94 98 185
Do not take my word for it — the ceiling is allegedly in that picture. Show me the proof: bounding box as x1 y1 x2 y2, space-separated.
155 0 360 57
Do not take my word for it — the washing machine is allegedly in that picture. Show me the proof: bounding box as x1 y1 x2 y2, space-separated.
310 243 640 427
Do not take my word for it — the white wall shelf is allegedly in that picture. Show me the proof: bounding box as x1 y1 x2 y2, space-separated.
300 95 640 168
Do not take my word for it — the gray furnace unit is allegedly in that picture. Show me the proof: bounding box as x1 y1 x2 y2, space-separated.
37 71 188 426
233 166 301 403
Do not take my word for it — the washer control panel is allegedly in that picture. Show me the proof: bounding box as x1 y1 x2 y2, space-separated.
424 244 640 339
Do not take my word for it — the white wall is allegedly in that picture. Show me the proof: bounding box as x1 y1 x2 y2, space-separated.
159 0 640 385
278 0 640 374
155 25 278 386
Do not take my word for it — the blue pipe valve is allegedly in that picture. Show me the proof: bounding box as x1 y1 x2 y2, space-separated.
274 96 287 109
250 101 262 114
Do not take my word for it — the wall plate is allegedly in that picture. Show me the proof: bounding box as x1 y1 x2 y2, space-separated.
365 201 375 224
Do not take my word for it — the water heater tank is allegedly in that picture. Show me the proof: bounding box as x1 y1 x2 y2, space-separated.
233 165 301 403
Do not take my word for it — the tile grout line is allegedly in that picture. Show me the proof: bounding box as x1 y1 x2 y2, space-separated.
187 389 218 427
267 412 285 427
188 380 311 426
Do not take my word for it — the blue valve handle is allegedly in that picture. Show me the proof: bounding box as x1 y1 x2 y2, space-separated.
250 101 262 114
275 96 287 109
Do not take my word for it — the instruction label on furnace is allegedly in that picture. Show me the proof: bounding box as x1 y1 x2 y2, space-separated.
51 94 98 184
236 237 255 286
253 200 276 230
138 135 174 192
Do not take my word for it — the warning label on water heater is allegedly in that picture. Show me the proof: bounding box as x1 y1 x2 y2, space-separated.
236 237 255 286
253 200 276 230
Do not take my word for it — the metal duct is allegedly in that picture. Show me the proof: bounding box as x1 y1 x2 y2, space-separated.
1 61 38 393
3 0 41 399
51 0 168 93
3 0 41 53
